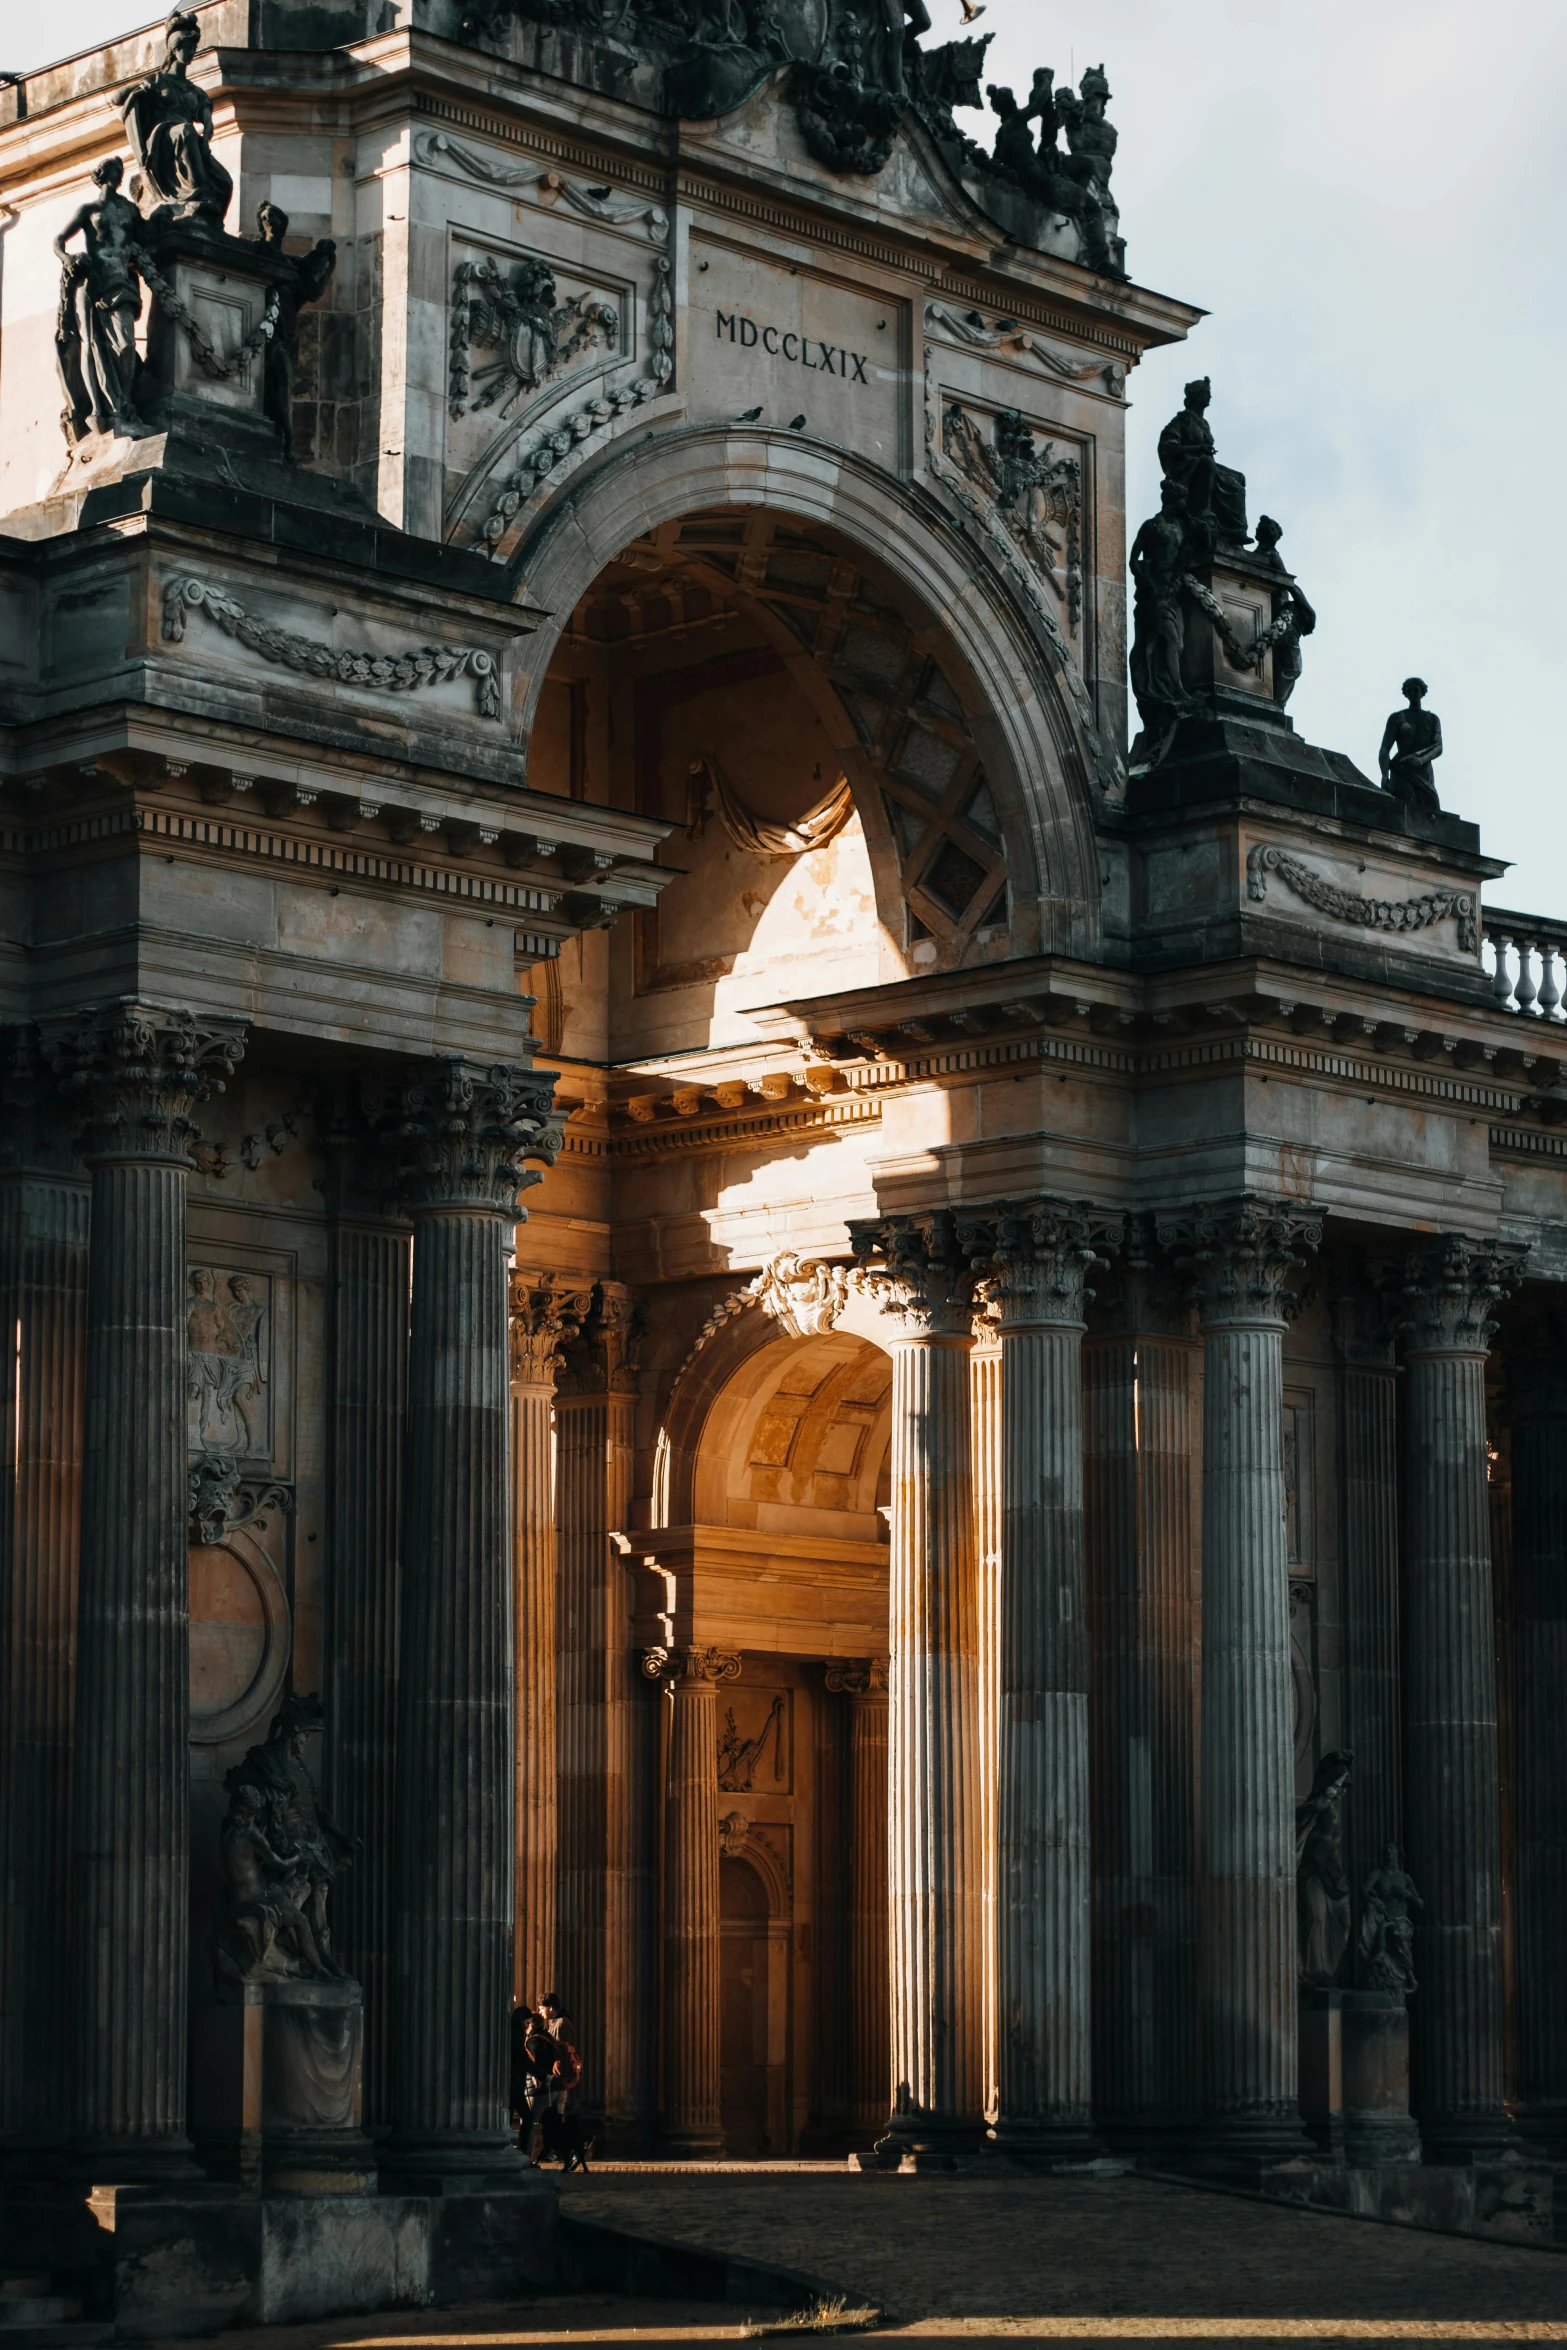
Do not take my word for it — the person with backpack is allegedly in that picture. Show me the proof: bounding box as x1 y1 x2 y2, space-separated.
537 1989 588 2169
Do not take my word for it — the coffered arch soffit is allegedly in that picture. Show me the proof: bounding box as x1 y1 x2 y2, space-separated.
508 430 1104 960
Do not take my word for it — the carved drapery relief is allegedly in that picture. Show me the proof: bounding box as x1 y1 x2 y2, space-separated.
414 135 669 242
1246 843 1478 956
188 1265 270 1457
924 302 1125 397
161 577 502 718
941 400 1083 629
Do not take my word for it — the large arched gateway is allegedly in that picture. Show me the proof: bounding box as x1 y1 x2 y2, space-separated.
0 0 1565 2325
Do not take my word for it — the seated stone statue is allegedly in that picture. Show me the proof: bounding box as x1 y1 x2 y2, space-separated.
1378 677 1443 811
1296 1748 1354 1986
53 157 152 445
211 1692 355 1985
1359 1842 1423 1995
1157 377 1248 549
117 8 234 228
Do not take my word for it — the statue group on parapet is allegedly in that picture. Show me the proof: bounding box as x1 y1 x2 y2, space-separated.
51 10 335 457
1128 377 1317 743
211 1692 358 1987
1295 1748 1422 1996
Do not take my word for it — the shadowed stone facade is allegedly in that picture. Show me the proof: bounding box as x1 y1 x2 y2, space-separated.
0 0 1564 2325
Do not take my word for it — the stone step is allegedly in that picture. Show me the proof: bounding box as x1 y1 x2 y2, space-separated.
0 2328 111 2350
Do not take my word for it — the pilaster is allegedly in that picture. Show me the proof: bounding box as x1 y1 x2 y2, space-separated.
556 1284 640 2132
969 1306 1001 2129
1083 1229 1200 2144
1332 1288 1402 1914
1508 1314 1567 2151
849 1211 982 2160
826 1658 890 2142
1157 1194 1323 2165
644 1644 739 2157
43 1000 246 2177
0 1035 89 2164
961 1197 1116 2158
379 1057 562 2190
1383 1235 1525 2161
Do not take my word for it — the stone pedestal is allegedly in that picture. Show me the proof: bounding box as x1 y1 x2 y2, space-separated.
1159 1197 1322 2168
1342 1992 1421 2168
380 1060 561 2193
851 1212 983 2164
968 1200 1111 2161
43 1004 246 2181
646 1646 736 2156
1387 1236 1524 2164
191 1980 375 2195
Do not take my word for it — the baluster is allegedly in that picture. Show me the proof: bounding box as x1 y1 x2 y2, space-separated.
1516 936 1540 1017
1537 943 1564 1023
1490 931 1516 1011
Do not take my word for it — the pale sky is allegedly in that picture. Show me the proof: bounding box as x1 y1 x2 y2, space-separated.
9 0 1565 917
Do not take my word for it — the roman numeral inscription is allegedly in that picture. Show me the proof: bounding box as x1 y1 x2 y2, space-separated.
715 310 870 384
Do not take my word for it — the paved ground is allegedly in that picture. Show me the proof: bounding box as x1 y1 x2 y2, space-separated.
561 2167 1567 2337
154 2169 1567 2348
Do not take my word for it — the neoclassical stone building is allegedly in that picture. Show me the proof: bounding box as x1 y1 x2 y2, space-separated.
0 0 1564 2266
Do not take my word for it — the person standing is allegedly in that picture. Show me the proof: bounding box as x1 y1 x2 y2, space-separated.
538 1989 582 2164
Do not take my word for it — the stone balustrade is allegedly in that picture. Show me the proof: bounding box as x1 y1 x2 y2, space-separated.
1483 907 1567 1019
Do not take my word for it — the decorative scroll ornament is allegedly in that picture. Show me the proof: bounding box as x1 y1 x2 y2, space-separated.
689 755 853 858
188 1448 292 1544
718 1810 751 1859
448 255 617 419
824 1657 888 1695
924 301 1125 396
1246 843 1477 955
641 1645 742 1686
751 1252 852 1337
942 401 1082 628
162 578 501 718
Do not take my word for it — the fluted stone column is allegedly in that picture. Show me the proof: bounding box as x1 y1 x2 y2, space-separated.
0 1153 89 2167
1509 1317 1567 2152
510 1271 587 2008
963 1199 1114 2157
1387 1236 1525 2161
827 1659 890 2141
383 1059 561 2189
44 1003 246 2177
850 1211 983 2160
557 1285 639 2128
1333 1292 1403 1911
1159 1196 1323 2164
323 1121 410 2134
970 1315 1001 2127
1083 1250 1200 2145
645 1645 737 2156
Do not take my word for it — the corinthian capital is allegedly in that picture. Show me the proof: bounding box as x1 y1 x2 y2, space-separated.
957 1196 1119 1331
378 1058 562 1219
509 1268 594 1387
641 1645 742 1686
1379 1234 1528 1357
557 1282 643 1396
848 1210 974 1338
43 999 247 1166
824 1656 888 1695
1155 1194 1324 1326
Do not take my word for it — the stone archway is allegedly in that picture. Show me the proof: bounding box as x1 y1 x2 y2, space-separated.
507 426 1107 962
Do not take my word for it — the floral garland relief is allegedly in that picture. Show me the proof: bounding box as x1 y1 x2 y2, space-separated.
1247 843 1476 954
162 577 501 718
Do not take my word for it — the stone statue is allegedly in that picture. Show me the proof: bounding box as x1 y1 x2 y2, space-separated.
1157 377 1248 549
1296 1747 1354 1986
1128 478 1192 734
1359 1842 1423 1995
1378 677 1443 812
52 157 152 446
1055 63 1121 274
254 202 337 463
1252 515 1317 710
210 1693 355 1985
117 8 235 229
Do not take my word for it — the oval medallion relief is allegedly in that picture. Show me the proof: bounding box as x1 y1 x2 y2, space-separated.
189 1522 291 1745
